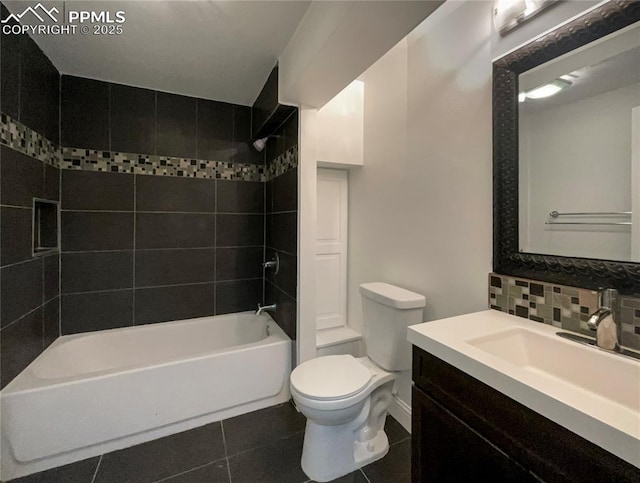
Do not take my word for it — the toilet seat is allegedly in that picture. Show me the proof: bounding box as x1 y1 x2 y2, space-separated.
290 355 372 401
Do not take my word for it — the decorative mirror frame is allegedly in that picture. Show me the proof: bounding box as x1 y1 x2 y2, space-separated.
493 0 640 294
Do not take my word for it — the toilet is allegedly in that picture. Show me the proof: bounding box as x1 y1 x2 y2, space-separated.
290 282 426 482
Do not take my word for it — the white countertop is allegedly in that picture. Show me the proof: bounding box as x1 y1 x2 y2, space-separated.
407 310 640 468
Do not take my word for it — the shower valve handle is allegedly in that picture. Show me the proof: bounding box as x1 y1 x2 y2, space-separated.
262 253 280 274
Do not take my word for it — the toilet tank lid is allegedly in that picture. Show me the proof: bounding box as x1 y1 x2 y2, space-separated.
359 282 426 309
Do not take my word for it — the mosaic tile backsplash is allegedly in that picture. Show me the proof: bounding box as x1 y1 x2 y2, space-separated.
489 273 640 351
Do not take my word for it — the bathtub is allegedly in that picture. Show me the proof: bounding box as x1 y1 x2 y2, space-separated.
0 311 291 480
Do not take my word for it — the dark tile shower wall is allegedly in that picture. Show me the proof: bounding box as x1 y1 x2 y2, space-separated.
60 172 265 333
61 75 263 165
0 7 61 388
58 76 267 334
265 112 298 340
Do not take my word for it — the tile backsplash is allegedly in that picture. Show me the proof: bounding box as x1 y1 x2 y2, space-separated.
489 273 640 351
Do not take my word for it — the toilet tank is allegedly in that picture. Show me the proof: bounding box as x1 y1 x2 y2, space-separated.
360 283 426 371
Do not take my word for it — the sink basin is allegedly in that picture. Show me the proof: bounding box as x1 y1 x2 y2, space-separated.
467 327 639 412
407 310 640 468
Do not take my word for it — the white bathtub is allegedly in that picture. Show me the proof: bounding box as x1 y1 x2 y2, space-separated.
0 311 291 480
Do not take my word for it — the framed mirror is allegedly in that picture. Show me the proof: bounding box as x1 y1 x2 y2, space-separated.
493 0 640 294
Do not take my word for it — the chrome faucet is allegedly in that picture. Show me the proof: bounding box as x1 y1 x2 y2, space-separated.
255 303 277 315
586 288 620 352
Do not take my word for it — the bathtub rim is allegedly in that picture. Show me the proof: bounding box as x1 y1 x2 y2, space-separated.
1 311 289 394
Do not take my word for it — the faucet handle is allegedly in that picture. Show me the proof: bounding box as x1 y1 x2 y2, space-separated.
598 288 619 311
262 253 280 274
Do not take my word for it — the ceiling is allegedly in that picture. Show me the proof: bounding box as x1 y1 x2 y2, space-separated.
519 22 640 113
5 1 311 105
520 46 640 113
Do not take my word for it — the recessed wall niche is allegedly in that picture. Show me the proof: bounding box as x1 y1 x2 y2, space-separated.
33 198 59 256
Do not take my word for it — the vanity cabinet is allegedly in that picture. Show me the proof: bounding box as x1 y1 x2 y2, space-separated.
411 347 640 483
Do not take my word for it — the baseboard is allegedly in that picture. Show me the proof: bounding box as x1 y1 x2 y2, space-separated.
387 394 411 433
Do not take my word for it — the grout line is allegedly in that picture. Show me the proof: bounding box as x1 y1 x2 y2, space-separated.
360 468 372 483
43 294 59 306
0 257 41 270
263 179 267 306
150 458 228 483
61 249 135 254
1 301 49 332
132 172 136 326
60 209 266 215
90 454 103 483
265 279 296 302
154 91 157 156
224 429 306 460
214 277 263 285
60 278 263 297
17 35 22 122
269 209 298 215
0 204 32 210
195 98 199 159
41 255 45 349
59 245 265 254
220 421 233 483
58 158 62 337
214 178 217 317
265 246 297 258
135 280 215 290
62 287 133 296
107 83 112 151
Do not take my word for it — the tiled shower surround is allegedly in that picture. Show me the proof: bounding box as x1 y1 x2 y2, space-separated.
0 10 60 389
59 170 266 333
489 273 640 351
265 112 298 340
0 11 299 388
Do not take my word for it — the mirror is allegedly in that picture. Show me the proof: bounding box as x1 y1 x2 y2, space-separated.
493 2 640 294
518 23 640 262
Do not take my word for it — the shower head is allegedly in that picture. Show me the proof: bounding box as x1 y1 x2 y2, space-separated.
252 137 268 152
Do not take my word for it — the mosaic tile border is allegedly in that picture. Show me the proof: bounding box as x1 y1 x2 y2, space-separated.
267 145 298 181
489 272 640 351
0 113 61 167
60 148 265 181
1 112 267 181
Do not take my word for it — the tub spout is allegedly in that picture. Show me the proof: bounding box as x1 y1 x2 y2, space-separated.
256 303 277 315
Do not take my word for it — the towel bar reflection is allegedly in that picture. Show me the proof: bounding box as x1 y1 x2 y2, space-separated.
546 211 632 226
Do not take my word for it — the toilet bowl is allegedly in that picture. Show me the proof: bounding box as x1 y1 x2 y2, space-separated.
290 282 426 482
291 355 395 482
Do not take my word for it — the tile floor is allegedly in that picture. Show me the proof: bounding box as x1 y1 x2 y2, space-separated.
12 402 410 483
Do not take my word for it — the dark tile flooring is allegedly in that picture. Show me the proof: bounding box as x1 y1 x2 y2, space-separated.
12 402 410 483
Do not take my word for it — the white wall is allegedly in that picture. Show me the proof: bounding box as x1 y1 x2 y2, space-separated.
298 109 319 364
296 0 603 414
348 1 494 407
520 84 638 261
491 0 602 60
317 81 364 168
279 0 443 108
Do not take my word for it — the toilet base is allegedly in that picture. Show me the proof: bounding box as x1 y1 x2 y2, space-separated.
300 393 392 483
354 429 389 467
301 420 390 482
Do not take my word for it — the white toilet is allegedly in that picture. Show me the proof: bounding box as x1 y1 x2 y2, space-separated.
290 282 426 482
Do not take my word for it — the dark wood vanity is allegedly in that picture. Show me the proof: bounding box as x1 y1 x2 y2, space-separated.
411 347 640 482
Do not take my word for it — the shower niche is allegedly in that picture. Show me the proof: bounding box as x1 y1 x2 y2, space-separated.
32 198 59 256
